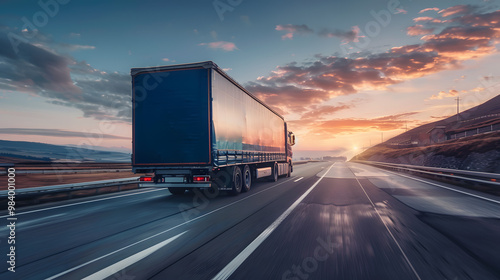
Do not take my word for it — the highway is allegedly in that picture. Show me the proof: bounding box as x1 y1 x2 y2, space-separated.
1 161 500 280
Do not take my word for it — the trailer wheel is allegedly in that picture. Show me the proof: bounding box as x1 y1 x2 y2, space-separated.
242 165 252 192
230 166 243 195
287 162 291 177
168 188 185 195
269 162 278 182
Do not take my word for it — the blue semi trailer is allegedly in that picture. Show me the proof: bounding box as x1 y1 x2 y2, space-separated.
131 61 295 195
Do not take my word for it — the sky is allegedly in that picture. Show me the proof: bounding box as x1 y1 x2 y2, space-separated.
0 0 500 159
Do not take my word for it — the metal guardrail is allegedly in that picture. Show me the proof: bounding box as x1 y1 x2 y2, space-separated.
356 161 500 186
0 177 139 197
0 161 312 202
0 168 132 175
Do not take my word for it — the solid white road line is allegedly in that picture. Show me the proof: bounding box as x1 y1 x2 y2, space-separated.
46 231 187 280
354 177 421 280
212 163 335 280
382 169 500 205
294 177 304 182
0 189 163 219
46 177 298 279
81 231 186 280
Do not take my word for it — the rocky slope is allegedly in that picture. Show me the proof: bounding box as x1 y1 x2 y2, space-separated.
355 132 500 173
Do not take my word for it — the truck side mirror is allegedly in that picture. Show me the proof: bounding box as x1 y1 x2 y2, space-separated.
289 132 295 146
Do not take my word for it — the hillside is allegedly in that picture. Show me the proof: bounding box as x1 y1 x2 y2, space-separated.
355 132 500 172
0 140 131 163
355 94 500 173
385 94 500 146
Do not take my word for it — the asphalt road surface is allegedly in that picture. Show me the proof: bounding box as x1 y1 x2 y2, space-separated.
1 161 500 280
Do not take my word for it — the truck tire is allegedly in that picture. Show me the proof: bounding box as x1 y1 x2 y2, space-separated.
168 188 185 195
287 162 291 177
230 166 243 195
242 165 252 192
269 162 278 182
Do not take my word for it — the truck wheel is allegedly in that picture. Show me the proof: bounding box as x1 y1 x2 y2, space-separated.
269 162 278 182
230 166 243 195
287 163 291 177
168 188 185 195
242 165 251 192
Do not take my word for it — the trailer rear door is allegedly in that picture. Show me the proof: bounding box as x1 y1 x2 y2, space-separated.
132 68 211 165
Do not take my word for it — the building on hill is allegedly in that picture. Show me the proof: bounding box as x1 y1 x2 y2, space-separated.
446 118 500 140
427 126 447 144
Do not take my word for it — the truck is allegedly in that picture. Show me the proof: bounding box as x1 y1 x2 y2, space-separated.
131 61 295 195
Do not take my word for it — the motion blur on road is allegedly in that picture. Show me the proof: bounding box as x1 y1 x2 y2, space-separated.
1 161 499 280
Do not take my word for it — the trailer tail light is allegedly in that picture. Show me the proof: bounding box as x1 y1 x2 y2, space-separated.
193 176 210 182
140 176 153 182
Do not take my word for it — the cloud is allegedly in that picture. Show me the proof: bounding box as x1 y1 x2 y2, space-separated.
247 51 438 114
0 28 133 122
300 104 352 119
281 33 293 40
395 8 407 14
407 25 435 36
247 82 331 115
290 113 418 135
429 89 459 100
470 87 485 92
275 24 313 40
0 128 129 139
419 7 440 14
439 5 476 17
162 58 170 62
69 32 81 38
419 25 498 58
248 6 500 117
428 86 485 101
0 31 81 97
319 26 360 42
59 43 96 51
277 24 360 42
199 41 238 51
413 16 444 23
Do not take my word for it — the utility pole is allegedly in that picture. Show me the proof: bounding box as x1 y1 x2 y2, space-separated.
381 132 384 143
455 96 461 122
